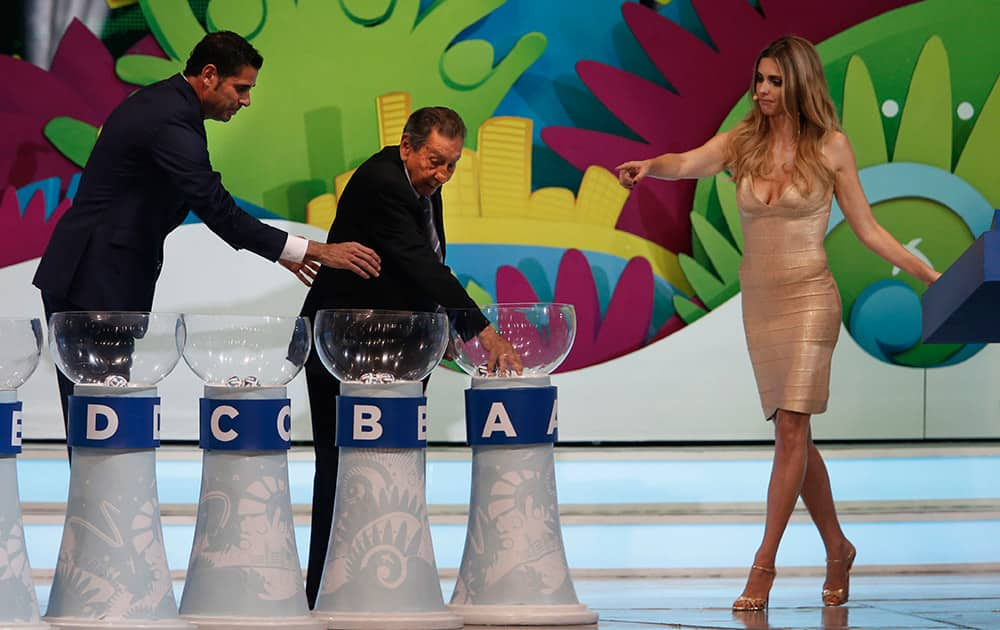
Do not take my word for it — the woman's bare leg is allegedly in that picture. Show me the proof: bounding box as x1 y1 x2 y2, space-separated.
799 435 855 597
736 409 811 603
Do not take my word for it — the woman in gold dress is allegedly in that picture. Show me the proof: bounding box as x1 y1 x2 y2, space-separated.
616 35 940 610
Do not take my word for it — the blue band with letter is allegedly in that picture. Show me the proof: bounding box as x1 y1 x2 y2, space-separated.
68 395 161 449
465 386 559 445
199 398 292 451
336 395 427 448
0 402 24 456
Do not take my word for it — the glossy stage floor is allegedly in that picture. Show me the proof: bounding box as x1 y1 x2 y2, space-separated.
18 442 1000 629
24 573 1000 629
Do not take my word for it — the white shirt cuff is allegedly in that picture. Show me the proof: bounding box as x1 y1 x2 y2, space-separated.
280 235 308 264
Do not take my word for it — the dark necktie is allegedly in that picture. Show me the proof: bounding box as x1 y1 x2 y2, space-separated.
423 196 443 262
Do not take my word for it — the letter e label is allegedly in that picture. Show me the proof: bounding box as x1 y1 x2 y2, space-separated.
152 404 161 440
417 405 427 440
11 410 23 447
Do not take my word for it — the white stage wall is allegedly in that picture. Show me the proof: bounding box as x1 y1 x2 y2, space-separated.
5 222 997 443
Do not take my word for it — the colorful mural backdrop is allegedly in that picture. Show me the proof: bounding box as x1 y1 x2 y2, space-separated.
1 0 998 380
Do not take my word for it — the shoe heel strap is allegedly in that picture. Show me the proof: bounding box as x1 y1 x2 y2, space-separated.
827 547 857 564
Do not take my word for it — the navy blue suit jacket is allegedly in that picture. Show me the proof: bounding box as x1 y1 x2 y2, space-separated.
34 74 287 311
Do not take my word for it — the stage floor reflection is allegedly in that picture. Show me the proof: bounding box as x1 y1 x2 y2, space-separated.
29 573 1000 629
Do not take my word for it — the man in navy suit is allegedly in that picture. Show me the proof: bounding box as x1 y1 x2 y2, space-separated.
298 106 521 606
34 31 380 445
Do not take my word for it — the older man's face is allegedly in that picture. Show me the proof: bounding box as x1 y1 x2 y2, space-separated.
400 129 464 197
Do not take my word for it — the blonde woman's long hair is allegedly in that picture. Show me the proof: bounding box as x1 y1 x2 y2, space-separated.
726 35 841 196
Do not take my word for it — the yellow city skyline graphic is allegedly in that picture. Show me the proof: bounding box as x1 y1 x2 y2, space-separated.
306 93 691 295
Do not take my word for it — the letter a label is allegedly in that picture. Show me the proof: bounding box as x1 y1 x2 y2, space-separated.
547 399 558 435
482 402 517 438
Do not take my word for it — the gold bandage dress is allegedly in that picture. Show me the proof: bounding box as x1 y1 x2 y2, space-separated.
737 176 842 419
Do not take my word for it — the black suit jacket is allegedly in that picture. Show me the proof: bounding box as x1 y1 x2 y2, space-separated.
300 146 487 336
33 74 287 311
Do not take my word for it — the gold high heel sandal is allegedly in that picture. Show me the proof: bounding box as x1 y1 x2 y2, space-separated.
732 564 776 611
822 545 857 606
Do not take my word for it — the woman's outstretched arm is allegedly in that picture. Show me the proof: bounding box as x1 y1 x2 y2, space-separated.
616 130 733 188
828 131 940 286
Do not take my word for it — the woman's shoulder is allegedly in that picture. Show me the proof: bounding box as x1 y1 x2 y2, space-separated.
822 130 851 153
820 130 853 168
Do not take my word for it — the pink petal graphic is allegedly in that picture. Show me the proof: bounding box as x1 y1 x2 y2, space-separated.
496 265 541 303
540 127 695 253
0 186 71 268
494 250 685 372
651 314 686 343
541 127 652 174
576 61 691 147
0 22 166 199
552 250 602 371
50 20 135 119
626 177 695 255
0 55 96 124
544 0 919 253
0 113 80 190
0 22 165 265
589 256 654 365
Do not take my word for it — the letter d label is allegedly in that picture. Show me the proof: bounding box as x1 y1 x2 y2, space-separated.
86 404 119 440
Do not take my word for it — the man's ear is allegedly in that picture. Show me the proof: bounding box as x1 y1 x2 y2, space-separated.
200 64 219 88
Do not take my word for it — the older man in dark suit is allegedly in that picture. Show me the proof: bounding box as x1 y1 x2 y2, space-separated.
33 31 380 449
299 106 520 607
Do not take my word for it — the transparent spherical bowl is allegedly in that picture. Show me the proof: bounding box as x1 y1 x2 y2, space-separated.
0 317 43 390
48 311 185 388
181 314 311 387
313 309 448 383
448 303 576 377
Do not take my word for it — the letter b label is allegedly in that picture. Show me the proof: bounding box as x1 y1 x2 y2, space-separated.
353 405 384 440
336 395 427 448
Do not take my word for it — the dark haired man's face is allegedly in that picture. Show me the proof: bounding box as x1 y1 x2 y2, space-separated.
201 64 257 122
400 129 464 197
